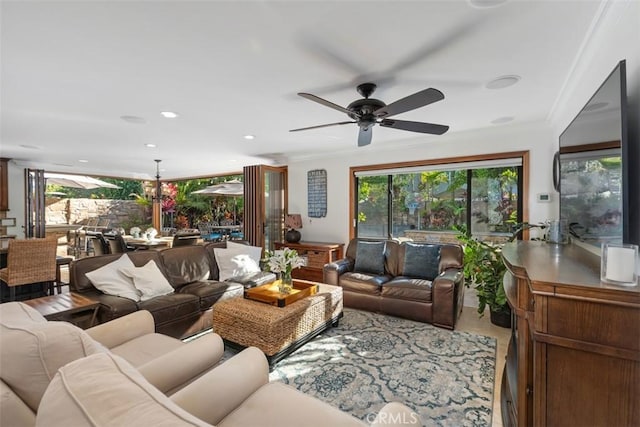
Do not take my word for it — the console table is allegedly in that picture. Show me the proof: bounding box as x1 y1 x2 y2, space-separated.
500 241 640 426
274 241 344 282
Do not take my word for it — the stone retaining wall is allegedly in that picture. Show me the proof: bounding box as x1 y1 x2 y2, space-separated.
46 198 148 228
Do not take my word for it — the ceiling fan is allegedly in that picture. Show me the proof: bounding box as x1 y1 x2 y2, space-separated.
290 83 449 147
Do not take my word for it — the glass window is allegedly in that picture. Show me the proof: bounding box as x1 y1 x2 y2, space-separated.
356 175 389 238
470 167 520 238
355 163 521 240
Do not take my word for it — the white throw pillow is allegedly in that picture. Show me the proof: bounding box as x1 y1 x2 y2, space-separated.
214 247 261 282
121 260 174 301
225 241 263 265
85 255 141 301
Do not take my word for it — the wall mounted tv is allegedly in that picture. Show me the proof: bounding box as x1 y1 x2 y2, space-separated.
555 60 636 246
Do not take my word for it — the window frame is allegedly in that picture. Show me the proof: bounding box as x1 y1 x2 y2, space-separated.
349 151 530 240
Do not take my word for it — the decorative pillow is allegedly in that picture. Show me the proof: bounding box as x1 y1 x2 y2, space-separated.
36 353 210 427
0 313 106 411
354 241 386 275
85 255 141 301
402 242 441 280
121 260 174 301
225 241 263 265
213 247 261 282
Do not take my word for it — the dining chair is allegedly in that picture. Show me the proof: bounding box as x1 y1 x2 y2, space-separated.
0 237 58 302
106 233 132 254
172 232 201 247
89 233 111 256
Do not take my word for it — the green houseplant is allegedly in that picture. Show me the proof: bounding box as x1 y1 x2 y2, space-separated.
456 223 545 327
456 227 509 326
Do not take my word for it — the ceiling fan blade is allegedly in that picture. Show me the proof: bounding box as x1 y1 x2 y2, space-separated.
380 119 449 135
373 88 444 118
357 127 373 147
289 121 355 132
298 93 355 116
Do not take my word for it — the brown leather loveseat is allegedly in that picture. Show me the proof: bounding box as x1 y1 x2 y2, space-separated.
70 242 273 339
323 238 464 329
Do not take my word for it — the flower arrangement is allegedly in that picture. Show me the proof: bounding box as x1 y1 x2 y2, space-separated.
130 227 141 238
264 248 306 274
264 248 306 293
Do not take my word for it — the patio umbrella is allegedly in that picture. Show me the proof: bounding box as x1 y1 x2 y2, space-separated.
192 179 243 222
44 173 120 189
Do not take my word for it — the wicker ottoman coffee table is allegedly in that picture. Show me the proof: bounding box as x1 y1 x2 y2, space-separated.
212 281 343 368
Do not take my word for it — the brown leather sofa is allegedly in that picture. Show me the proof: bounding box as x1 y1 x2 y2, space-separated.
323 238 464 329
70 242 273 339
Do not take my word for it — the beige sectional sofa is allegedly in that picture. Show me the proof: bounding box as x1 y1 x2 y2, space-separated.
0 302 420 427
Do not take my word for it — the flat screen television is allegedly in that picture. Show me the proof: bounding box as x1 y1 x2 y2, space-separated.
555 60 636 246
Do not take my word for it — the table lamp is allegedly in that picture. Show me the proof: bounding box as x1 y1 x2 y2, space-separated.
284 214 303 243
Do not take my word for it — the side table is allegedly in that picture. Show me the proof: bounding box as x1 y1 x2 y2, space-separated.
23 292 100 329
274 241 344 282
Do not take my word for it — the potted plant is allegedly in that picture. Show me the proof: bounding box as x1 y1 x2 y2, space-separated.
456 223 546 327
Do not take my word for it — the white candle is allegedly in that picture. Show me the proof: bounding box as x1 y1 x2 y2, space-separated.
605 246 637 283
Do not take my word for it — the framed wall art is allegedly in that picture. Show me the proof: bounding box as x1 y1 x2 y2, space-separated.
307 169 327 218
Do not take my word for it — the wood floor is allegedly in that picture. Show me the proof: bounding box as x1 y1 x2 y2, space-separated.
457 290 511 427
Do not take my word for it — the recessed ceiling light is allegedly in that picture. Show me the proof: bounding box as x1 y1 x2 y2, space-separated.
583 102 609 112
78 159 89 163
468 0 508 8
160 111 179 118
244 135 255 140
145 143 157 148
19 144 40 150
491 116 515 124
486 75 521 89
120 115 146 124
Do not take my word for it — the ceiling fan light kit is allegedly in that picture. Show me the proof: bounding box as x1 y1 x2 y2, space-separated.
291 82 449 146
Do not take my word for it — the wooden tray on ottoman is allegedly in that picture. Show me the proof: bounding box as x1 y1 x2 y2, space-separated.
244 280 318 307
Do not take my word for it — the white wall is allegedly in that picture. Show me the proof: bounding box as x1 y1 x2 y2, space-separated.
288 122 557 246
287 0 640 247
6 160 26 239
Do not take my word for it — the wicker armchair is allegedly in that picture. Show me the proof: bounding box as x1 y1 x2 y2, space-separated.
0 237 58 302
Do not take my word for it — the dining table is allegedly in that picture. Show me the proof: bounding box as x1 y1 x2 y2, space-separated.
123 236 174 250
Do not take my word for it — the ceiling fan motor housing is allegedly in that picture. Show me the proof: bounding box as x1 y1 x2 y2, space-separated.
347 98 386 121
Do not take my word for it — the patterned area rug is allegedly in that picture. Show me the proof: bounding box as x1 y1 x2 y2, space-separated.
226 308 496 426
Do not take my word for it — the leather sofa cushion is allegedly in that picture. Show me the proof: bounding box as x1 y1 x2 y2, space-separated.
137 293 200 325
381 277 433 303
161 246 212 287
178 281 244 310
353 241 386 275
401 242 441 280
37 352 210 427
339 272 390 294
0 303 106 411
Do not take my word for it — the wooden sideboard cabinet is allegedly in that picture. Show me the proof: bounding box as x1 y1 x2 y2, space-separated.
501 241 640 427
274 241 344 282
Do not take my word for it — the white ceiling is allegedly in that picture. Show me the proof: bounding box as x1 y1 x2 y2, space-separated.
1 0 606 180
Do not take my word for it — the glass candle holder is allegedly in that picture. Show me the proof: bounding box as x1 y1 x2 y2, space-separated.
601 242 639 286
